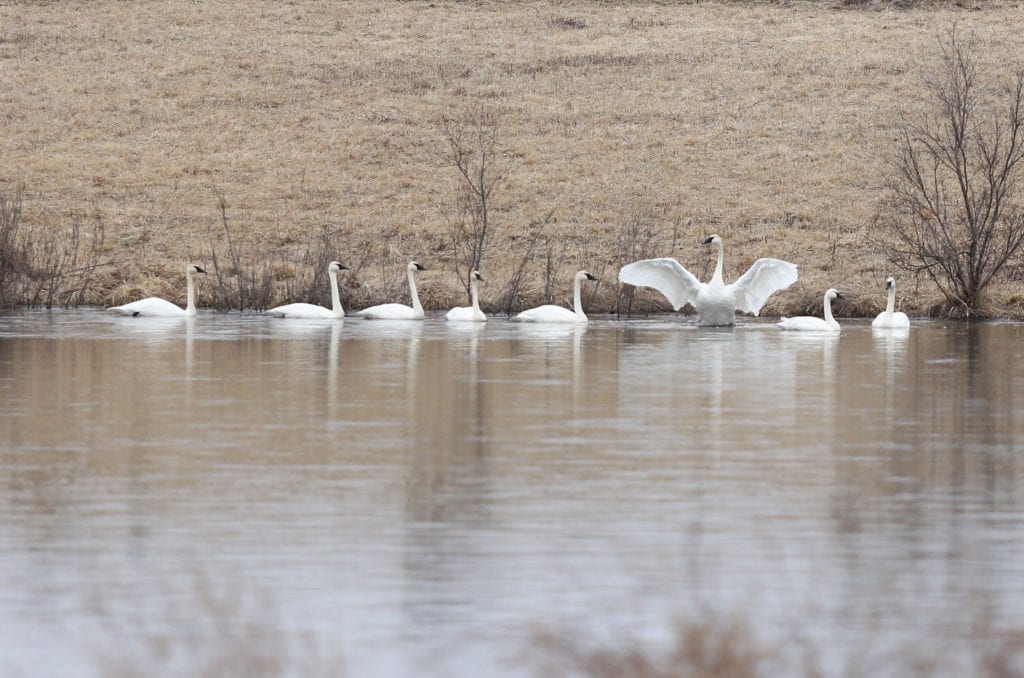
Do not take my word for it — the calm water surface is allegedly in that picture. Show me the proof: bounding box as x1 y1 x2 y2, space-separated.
2 310 1023 676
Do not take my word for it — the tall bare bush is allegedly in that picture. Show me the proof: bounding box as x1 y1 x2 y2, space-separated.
880 29 1024 316
441 105 510 296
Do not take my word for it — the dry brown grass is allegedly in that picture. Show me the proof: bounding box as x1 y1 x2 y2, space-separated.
3 1 1024 315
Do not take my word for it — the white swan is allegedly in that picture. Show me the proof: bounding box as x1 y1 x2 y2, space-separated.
618 234 798 326
514 270 597 324
778 288 842 332
446 270 486 322
266 261 348 319
357 261 426 320
108 264 206 317
871 276 910 330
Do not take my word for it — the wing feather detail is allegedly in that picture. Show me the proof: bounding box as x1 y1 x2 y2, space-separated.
728 258 798 315
618 258 703 311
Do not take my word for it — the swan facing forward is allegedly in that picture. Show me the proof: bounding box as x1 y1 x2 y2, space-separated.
514 270 598 324
778 288 842 332
357 261 427 320
446 270 486 322
108 264 206 317
266 261 349 319
872 277 910 330
619 234 798 326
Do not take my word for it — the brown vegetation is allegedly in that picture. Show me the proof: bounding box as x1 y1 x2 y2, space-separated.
3 1 1024 315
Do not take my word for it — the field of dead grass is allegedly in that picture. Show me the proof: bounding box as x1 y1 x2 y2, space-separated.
3 0 1024 316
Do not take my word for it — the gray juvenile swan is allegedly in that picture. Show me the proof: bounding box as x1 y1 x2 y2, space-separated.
619 234 798 326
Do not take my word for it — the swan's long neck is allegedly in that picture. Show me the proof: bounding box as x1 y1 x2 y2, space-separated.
185 270 197 316
573 275 586 320
329 269 344 317
408 268 423 314
470 278 480 312
824 295 836 325
885 284 895 316
711 239 725 285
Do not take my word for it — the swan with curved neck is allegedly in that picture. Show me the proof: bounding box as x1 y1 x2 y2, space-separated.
872 277 910 329
357 261 426 320
619 234 798 326
446 270 486 322
514 270 598 323
778 288 842 332
108 264 206 317
266 261 348 319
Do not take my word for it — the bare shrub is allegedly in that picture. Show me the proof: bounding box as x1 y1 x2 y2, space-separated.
0 190 27 306
206 194 274 311
493 210 553 315
0 190 107 308
878 28 1024 317
441 105 510 296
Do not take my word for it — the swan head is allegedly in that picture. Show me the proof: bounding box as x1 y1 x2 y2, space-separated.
408 261 426 273
187 264 207 274
885 276 895 290
329 261 349 273
825 288 842 301
577 270 598 282
470 270 483 283
703 234 722 246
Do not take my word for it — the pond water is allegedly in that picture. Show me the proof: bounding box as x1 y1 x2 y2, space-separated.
1 310 1023 676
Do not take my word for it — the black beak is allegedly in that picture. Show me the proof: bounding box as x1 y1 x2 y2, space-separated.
415 263 426 271
194 266 207 274
337 263 350 271
703 236 714 245
586 273 598 281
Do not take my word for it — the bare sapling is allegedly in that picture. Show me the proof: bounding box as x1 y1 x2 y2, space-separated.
880 28 1024 317
441 105 509 297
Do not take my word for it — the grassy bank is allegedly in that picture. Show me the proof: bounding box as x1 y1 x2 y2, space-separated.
3 1 1024 316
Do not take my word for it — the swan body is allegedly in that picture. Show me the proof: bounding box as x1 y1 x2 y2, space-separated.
872 277 910 329
618 235 798 326
514 270 597 324
266 261 349 319
779 288 842 332
357 261 426 320
108 264 206 317
446 270 486 322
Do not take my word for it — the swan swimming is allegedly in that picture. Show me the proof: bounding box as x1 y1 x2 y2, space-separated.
871 277 910 330
514 270 598 324
618 234 798 326
108 264 206 317
265 261 349 319
446 270 486 322
357 261 427 320
778 288 842 332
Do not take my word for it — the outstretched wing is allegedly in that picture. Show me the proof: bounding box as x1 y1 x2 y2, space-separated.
728 258 798 315
618 258 703 311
